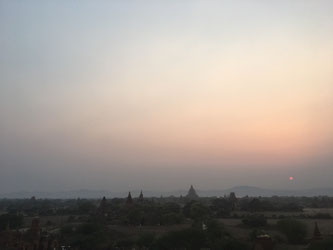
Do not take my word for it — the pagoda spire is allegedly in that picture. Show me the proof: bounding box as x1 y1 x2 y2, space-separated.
313 222 322 240
126 192 133 205
138 190 144 202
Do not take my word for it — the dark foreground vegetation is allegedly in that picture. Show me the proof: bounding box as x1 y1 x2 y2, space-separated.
1 191 333 250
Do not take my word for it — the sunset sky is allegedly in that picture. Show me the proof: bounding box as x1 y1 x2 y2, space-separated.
1 1 333 193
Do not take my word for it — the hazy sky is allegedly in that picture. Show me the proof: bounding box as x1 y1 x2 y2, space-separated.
1 1 333 193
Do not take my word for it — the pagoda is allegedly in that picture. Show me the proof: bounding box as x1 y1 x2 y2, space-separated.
312 222 322 240
229 192 238 210
126 192 133 205
186 185 199 200
138 190 144 202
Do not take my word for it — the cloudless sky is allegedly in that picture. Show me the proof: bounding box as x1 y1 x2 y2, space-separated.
1 0 333 193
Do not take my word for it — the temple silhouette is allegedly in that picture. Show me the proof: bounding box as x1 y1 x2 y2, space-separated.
186 185 199 200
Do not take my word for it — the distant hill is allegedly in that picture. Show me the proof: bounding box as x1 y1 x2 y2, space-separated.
207 186 333 197
1 186 333 199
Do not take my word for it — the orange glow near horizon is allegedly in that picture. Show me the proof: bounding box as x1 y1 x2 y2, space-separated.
1 1 333 192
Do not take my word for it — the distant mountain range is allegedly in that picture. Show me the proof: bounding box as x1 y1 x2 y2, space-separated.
1 186 333 199
200 186 333 197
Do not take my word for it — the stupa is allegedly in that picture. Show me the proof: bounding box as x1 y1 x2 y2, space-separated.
186 185 199 200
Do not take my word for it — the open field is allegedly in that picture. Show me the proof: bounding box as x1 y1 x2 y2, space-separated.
219 217 333 238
